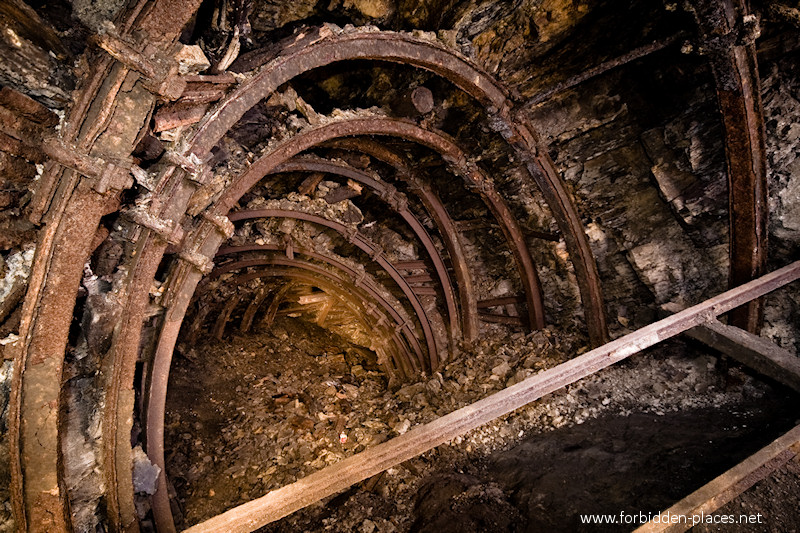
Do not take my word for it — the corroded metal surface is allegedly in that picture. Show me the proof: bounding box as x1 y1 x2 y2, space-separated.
272 156 462 347
8 1 199 530
689 0 768 333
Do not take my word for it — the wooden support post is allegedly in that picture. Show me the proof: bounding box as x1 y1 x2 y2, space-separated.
183 261 800 533
240 287 270 333
686 319 800 393
478 313 524 326
634 425 800 533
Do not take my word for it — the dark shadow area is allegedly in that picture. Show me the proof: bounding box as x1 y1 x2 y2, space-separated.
412 391 799 532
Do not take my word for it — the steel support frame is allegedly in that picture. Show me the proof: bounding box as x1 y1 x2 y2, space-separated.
209 250 425 371
208 116 546 334
227 208 441 369
271 156 462 346
690 0 768 333
8 1 203 530
322 138 480 341
187 27 606 344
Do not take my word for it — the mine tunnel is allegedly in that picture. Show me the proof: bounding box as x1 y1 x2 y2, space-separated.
1 0 800 531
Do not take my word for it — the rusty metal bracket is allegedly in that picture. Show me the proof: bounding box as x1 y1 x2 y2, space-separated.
178 249 214 274
41 137 133 194
92 24 186 101
125 205 184 245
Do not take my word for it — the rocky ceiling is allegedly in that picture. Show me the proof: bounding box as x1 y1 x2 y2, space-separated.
0 0 799 531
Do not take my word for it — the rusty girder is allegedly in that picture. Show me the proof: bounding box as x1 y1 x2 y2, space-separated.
323 138 480 342
688 0 768 333
271 155 462 345
227 208 442 368
205 116 546 333
8 1 203 530
207 256 422 372
182 25 606 344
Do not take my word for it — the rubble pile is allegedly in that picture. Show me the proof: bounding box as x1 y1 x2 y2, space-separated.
164 315 775 530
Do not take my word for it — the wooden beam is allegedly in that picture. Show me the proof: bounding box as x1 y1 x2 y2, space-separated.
297 293 331 305
184 260 800 533
687 319 800 393
634 425 800 533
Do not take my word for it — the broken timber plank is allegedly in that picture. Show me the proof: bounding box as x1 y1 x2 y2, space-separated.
687 318 800 393
634 424 800 533
184 260 800 533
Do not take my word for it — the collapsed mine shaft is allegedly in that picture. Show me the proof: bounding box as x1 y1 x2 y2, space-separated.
1 0 799 531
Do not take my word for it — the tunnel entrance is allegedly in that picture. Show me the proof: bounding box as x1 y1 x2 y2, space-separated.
166 300 385 527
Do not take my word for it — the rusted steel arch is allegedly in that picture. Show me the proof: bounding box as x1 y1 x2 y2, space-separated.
189 26 508 153
212 291 243 339
146 260 416 533
689 0 768 333
324 137 480 341
271 155 462 345
231 267 414 376
209 255 426 370
208 254 422 372
206 262 414 374
8 1 203 530
227 208 441 369
203 116 544 333
184 25 606 345
216 244 427 367
259 283 294 332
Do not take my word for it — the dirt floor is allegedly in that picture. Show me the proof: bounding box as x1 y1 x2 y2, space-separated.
696 459 800 533
163 317 800 532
